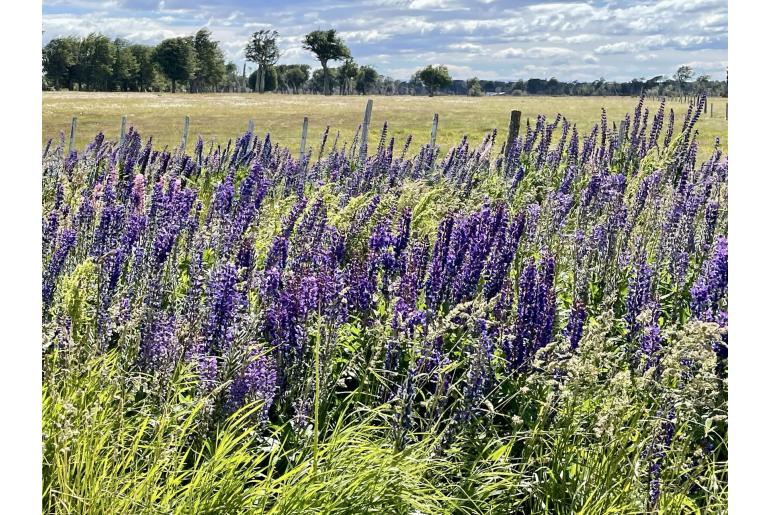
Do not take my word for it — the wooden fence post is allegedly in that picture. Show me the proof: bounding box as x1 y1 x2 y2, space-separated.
619 119 628 144
119 115 127 145
181 115 190 151
247 119 254 134
725 102 728 121
359 99 373 164
711 103 713 118
68 116 77 154
430 113 439 149
506 110 521 155
299 116 309 158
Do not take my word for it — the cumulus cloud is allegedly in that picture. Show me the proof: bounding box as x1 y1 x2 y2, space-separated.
42 0 728 81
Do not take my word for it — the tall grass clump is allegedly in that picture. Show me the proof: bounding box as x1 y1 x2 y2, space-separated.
42 94 727 513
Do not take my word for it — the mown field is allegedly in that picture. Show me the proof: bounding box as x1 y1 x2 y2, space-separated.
43 92 728 161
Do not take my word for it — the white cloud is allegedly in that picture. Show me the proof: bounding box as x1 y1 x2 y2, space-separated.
43 0 728 81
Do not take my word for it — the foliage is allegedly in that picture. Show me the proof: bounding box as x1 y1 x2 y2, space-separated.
154 37 197 93
191 28 226 93
245 30 281 93
355 65 378 95
302 29 351 95
249 67 278 92
466 77 483 97
418 64 453 96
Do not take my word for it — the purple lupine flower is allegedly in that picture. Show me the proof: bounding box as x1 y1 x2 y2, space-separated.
452 204 498 302
663 108 675 148
458 319 495 422
42 228 77 309
648 408 676 510
64 151 78 178
690 236 727 321
626 255 655 334
130 173 146 212
425 215 454 311
202 262 242 353
703 201 719 248
392 209 412 260
483 210 525 299
226 347 277 422
534 253 557 350
639 322 662 372
213 170 235 219
139 313 179 378
648 99 666 149
563 301 587 350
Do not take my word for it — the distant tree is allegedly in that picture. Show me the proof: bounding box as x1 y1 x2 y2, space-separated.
112 38 138 91
309 68 336 94
418 65 452 97
281 64 310 93
78 33 115 90
223 61 239 92
466 77 483 97
695 74 711 94
42 37 79 89
244 29 280 93
338 58 358 95
249 67 277 92
355 65 378 95
129 45 157 91
192 29 226 92
302 29 350 95
408 72 422 95
155 37 196 93
675 65 693 93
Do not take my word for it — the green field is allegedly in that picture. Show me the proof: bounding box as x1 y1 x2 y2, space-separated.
43 92 727 160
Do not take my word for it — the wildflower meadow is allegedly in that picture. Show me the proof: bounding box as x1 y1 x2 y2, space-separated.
42 94 727 513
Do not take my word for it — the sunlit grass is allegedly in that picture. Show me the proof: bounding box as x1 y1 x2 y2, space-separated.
43 92 727 161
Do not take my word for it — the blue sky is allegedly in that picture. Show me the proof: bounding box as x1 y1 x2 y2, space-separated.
42 0 727 81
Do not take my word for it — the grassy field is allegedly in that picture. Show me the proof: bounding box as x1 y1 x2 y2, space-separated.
43 92 728 160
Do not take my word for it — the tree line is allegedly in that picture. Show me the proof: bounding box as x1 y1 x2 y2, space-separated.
43 29 727 97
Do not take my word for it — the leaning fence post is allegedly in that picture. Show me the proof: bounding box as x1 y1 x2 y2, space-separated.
68 116 77 154
299 116 309 158
181 115 190 151
506 110 521 155
619 119 628 145
430 113 439 150
119 115 127 145
359 99 373 164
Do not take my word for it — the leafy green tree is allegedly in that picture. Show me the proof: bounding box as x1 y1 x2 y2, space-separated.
43 37 79 90
249 67 277 92
154 37 197 93
129 45 157 91
338 58 358 95
191 29 226 92
245 29 280 93
675 65 693 94
112 38 138 91
78 33 115 90
302 29 350 95
278 64 310 93
466 77 483 97
355 65 378 95
417 64 452 97
309 68 336 94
